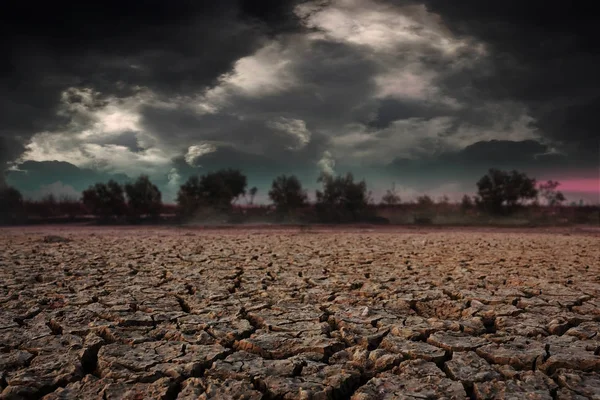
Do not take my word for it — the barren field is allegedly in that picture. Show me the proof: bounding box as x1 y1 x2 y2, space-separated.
1 227 600 399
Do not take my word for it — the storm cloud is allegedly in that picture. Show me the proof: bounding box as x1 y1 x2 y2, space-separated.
2 0 597 200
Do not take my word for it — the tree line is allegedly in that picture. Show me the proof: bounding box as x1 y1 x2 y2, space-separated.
0 168 572 224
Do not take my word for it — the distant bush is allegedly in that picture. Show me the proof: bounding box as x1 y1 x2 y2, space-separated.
416 195 434 208
57 196 86 218
22 195 85 220
33 194 59 218
82 180 127 219
460 194 474 212
413 214 433 225
381 184 401 206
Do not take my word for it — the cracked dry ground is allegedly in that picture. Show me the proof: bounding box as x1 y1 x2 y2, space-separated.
1 228 600 399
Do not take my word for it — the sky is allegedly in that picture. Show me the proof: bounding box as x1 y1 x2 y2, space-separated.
1 0 598 204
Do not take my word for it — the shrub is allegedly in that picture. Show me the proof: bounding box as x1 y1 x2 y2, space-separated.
413 214 433 225
460 194 474 212
57 196 85 218
416 195 434 208
381 184 401 205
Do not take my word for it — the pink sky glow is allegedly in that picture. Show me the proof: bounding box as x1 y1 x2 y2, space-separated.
554 178 599 193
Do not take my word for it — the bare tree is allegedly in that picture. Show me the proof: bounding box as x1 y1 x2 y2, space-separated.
381 182 401 205
248 186 258 205
539 180 566 206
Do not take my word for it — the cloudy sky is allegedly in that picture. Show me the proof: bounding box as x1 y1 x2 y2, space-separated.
2 0 598 203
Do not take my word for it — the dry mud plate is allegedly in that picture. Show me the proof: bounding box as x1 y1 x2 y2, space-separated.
1 226 600 399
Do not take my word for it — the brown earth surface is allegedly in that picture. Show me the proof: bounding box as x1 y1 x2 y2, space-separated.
1 226 600 399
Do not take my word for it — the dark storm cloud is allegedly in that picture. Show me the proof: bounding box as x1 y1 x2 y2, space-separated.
135 37 380 167
0 137 25 187
3 0 597 194
385 0 600 158
0 0 305 167
87 131 144 153
385 139 572 191
368 98 457 129
442 140 555 167
211 38 381 126
5 161 130 194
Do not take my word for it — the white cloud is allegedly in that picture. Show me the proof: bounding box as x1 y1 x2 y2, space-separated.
196 41 297 113
267 117 311 150
375 69 435 100
317 150 336 175
20 87 178 177
81 144 173 175
165 167 182 202
227 42 296 96
295 0 481 56
23 133 175 177
184 143 217 166
325 103 541 166
58 87 146 140
449 108 540 149
328 117 455 164
296 0 485 110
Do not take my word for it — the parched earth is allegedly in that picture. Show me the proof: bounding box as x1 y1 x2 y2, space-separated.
1 226 600 399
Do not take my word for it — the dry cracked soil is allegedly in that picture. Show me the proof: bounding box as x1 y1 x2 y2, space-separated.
1 226 600 399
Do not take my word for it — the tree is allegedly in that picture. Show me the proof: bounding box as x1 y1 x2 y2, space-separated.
248 186 258 205
504 170 538 208
476 169 538 214
177 176 203 216
82 180 127 218
0 186 24 224
177 169 247 216
381 183 400 205
539 180 566 206
268 175 307 218
315 172 371 222
125 175 162 218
